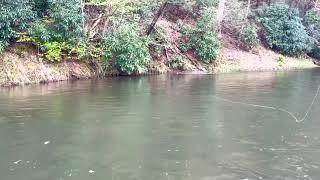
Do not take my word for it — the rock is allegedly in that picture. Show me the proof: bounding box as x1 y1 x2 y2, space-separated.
313 60 320 66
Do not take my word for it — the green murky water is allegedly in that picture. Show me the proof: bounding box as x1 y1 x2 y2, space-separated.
1 69 320 180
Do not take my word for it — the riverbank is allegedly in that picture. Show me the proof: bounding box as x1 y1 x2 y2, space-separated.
0 43 318 87
0 50 96 87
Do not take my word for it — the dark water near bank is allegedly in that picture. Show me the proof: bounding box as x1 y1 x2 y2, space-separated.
1 69 320 180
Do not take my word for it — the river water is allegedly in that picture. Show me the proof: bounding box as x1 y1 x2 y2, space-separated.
0 69 320 180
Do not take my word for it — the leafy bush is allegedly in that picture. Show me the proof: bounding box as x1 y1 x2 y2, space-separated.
277 54 285 67
103 23 151 75
240 25 259 50
189 31 220 64
33 0 50 17
197 7 216 32
30 0 83 42
304 9 320 43
29 19 52 43
196 0 217 8
179 8 220 64
304 9 320 59
0 0 35 50
168 55 187 71
42 41 68 62
24 0 84 61
47 0 83 41
304 9 320 28
309 47 320 59
257 4 312 55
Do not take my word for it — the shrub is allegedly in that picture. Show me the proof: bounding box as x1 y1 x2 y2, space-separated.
42 41 68 62
309 46 320 59
189 31 220 64
304 9 320 59
240 25 259 50
33 0 50 17
0 0 35 50
257 4 312 55
103 23 151 75
304 9 320 29
196 0 217 8
48 0 83 41
30 0 83 42
277 54 285 67
197 7 216 32
29 19 52 43
24 0 84 61
179 8 220 64
168 55 187 71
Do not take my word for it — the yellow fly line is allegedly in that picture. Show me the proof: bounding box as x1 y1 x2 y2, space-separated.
213 85 320 123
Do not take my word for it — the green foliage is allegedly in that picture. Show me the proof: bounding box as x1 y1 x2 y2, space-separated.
42 41 67 62
189 31 220 64
86 0 134 14
304 9 320 28
193 7 220 64
103 23 151 75
304 9 320 43
179 8 220 64
257 4 312 55
197 7 216 31
29 19 52 42
0 0 35 50
309 46 320 59
240 25 259 50
33 0 49 17
25 0 84 61
168 55 187 70
304 9 320 60
277 54 285 67
44 0 83 41
87 0 159 26
71 43 102 60
196 0 217 8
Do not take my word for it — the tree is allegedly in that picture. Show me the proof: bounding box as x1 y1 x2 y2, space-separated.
257 4 312 55
0 0 35 50
216 0 226 33
146 1 169 35
246 0 251 18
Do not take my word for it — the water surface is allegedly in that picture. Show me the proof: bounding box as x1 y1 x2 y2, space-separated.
1 69 320 180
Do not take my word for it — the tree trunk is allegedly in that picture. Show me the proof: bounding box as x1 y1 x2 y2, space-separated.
216 0 226 33
245 0 251 19
289 0 296 8
255 0 260 7
146 1 168 36
80 0 86 36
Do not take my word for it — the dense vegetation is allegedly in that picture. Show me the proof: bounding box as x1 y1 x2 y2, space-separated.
0 0 320 75
256 4 311 55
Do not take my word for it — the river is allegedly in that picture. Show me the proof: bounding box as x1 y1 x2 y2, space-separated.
0 69 320 180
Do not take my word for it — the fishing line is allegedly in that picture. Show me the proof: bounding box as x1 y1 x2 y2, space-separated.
213 85 320 123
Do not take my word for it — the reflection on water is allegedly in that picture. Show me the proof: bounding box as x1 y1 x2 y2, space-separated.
0 69 320 180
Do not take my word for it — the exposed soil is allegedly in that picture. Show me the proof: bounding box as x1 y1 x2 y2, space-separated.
148 13 318 75
0 46 98 86
214 33 318 73
0 3 318 86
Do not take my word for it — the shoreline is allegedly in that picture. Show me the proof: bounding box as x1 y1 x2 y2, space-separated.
0 49 318 87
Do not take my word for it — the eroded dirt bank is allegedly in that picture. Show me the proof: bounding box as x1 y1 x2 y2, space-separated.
0 50 99 87
0 45 318 87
